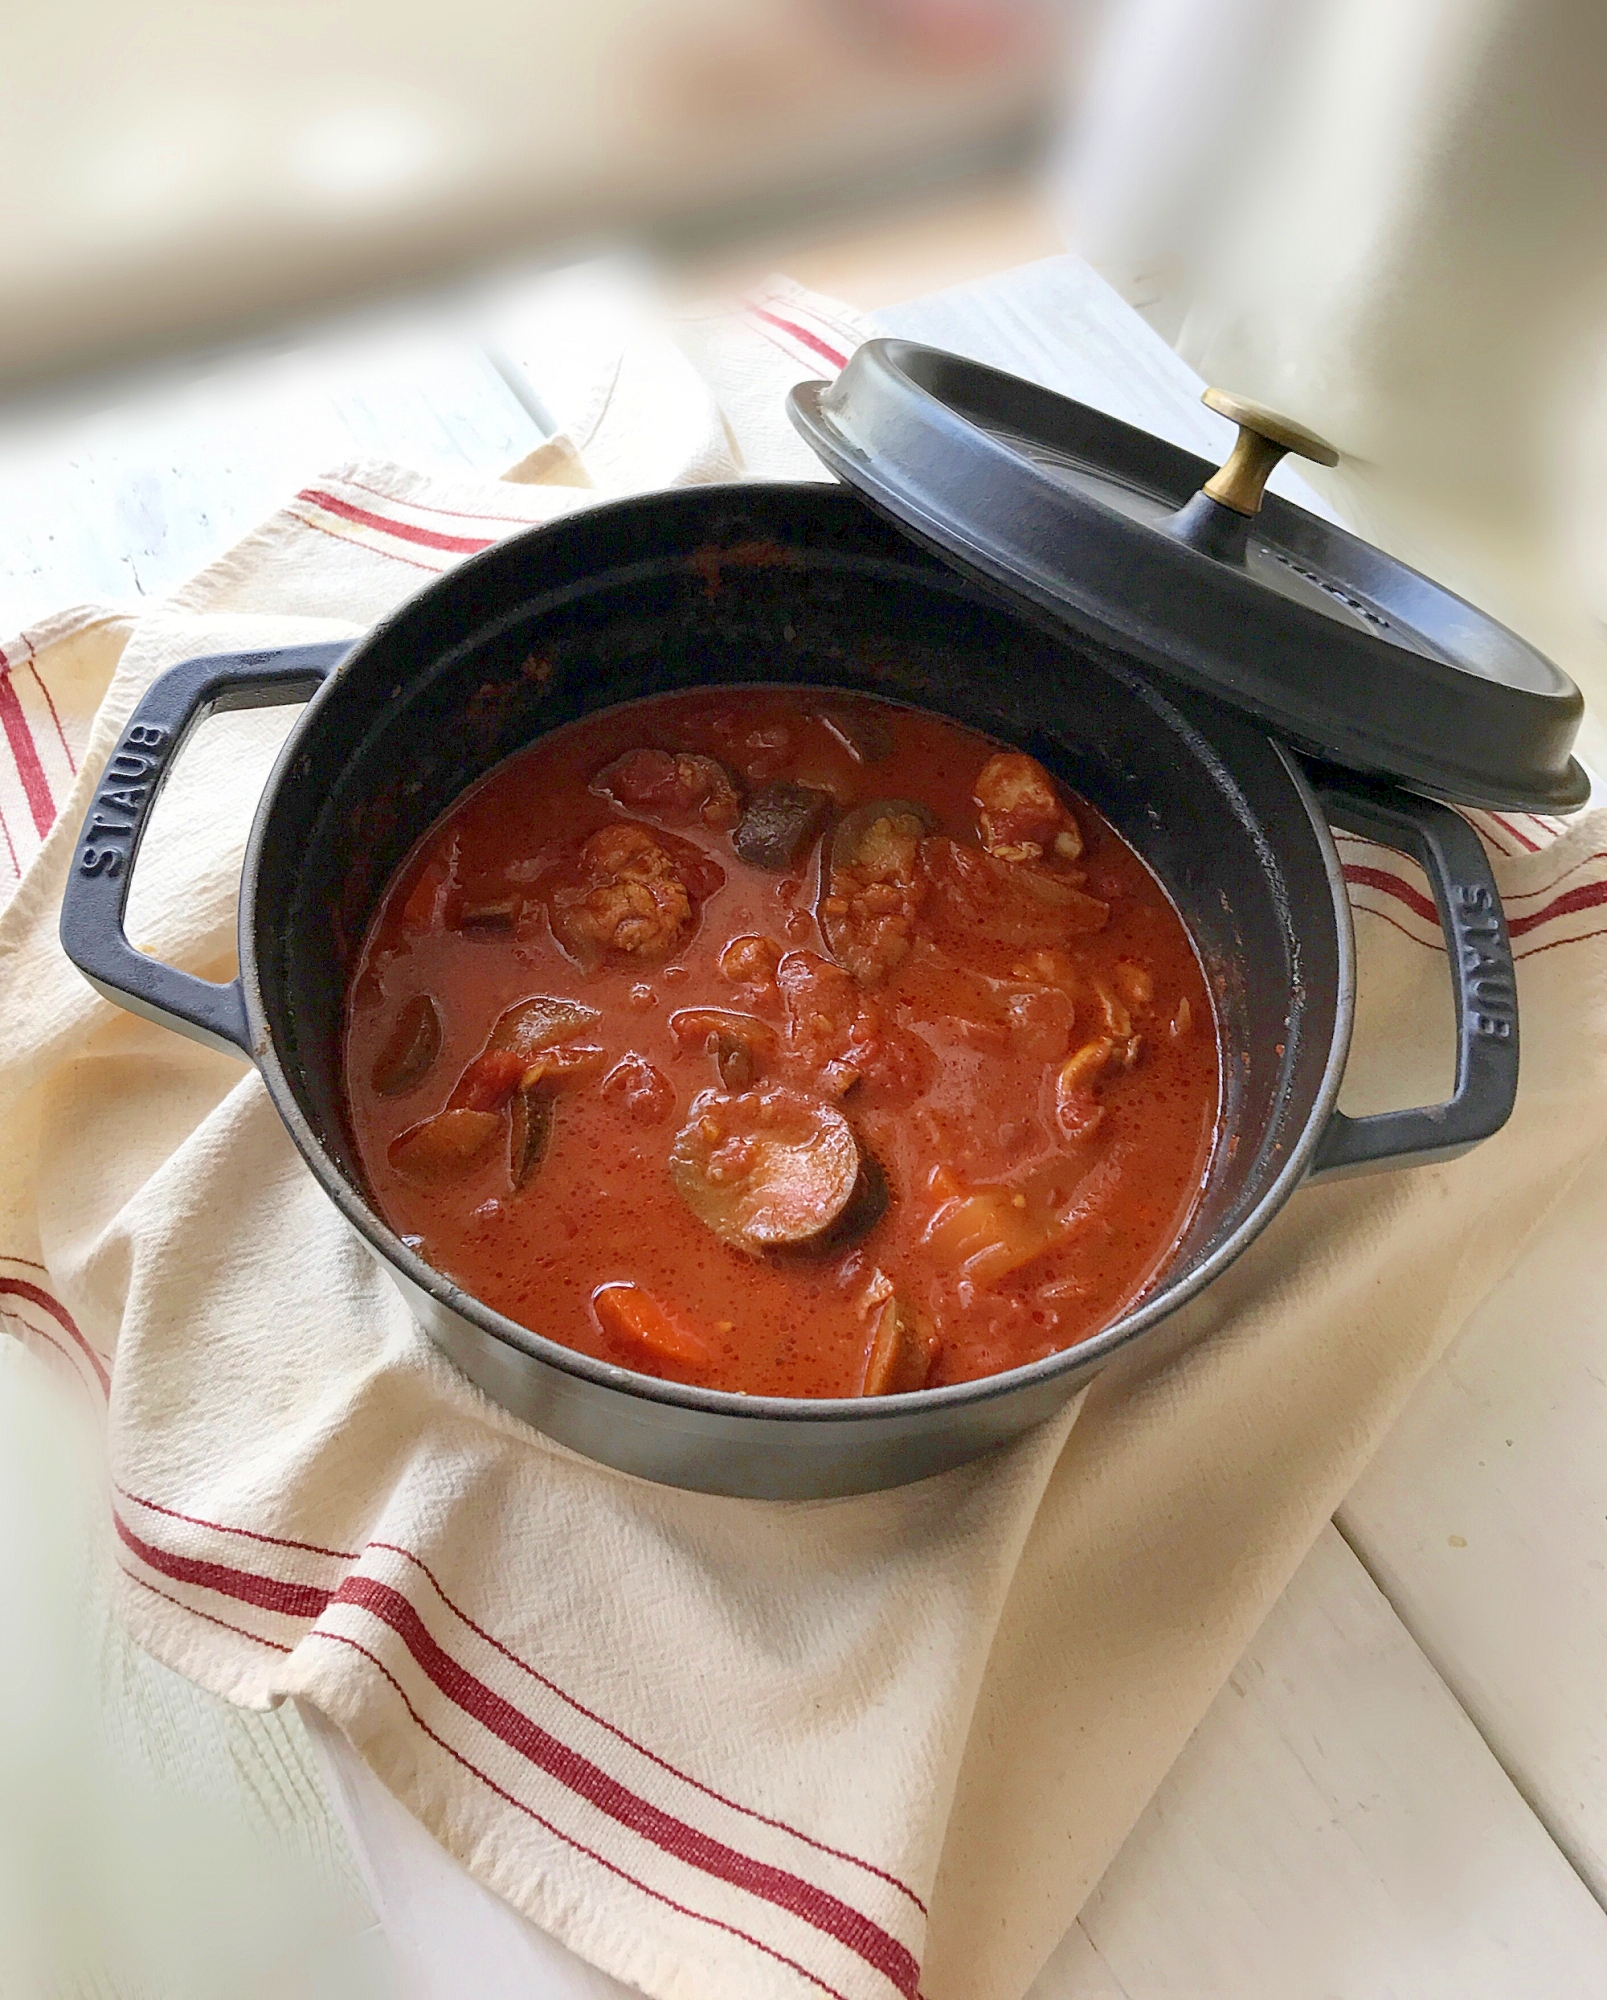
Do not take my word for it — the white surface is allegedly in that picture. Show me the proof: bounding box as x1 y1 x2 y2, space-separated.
0 309 545 636
1033 1526 1607 2000
1342 1133 1607 1905
7 248 1606 1995
303 1703 635 2000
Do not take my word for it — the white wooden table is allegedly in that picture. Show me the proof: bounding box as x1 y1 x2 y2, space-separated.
6 252 1607 1998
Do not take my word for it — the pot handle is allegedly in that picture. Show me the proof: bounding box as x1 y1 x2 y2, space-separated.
1306 771 1518 1180
57 643 351 1060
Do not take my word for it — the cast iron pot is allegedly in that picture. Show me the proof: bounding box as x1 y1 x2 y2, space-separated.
58 483 1517 1498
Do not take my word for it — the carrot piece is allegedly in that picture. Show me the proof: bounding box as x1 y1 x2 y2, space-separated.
592 1284 713 1370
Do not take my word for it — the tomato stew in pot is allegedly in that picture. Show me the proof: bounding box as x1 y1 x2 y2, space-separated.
343 689 1219 1398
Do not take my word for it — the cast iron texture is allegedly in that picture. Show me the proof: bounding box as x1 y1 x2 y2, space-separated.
57 485 1517 1496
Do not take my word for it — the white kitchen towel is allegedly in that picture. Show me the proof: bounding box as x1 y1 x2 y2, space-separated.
4 276 1607 2000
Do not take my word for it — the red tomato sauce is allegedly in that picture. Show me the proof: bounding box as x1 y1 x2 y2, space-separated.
343 690 1219 1398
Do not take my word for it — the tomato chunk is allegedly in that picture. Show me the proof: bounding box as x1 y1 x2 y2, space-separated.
591 748 741 831
600 1052 675 1124
973 752 1083 863
450 1049 528 1112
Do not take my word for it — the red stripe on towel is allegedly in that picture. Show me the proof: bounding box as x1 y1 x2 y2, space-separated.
0 1279 109 1391
744 307 849 371
296 488 497 555
334 1572 921 1995
371 1538 927 1913
114 1512 334 1620
0 660 55 834
1507 877 1607 937
314 1627 858 2000
1342 863 1439 928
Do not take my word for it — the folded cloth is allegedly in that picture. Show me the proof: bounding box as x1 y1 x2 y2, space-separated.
4 276 1607 2000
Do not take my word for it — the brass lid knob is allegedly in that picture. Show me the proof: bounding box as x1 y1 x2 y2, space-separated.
1200 388 1340 517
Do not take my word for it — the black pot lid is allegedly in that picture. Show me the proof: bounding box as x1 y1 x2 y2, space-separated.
788 339 1588 812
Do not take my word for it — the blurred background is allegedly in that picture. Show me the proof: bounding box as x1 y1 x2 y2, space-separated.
2 0 1607 674
0 0 1075 384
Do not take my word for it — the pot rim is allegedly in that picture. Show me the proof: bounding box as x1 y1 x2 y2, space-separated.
239 506 1357 1428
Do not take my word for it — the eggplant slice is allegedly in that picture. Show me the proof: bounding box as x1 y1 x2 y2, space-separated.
732 782 833 871
371 993 443 1096
508 1085 556 1189
670 1087 864 1255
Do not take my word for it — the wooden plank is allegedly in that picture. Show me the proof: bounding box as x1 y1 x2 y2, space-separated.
1029 1526 1607 1999
0 313 546 636
1339 1134 1607 1906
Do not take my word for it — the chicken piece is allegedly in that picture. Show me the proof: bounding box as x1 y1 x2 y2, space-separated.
926 839 1107 959
776 950 930 1101
590 748 741 831
819 800 933 987
718 933 784 1000
724 717 793 783
669 1087 865 1254
600 1052 675 1125
371 994 442 1096
861 1293 939 1396
1054 1037 1116 1142
973 752 1083 864
547 823 722 966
